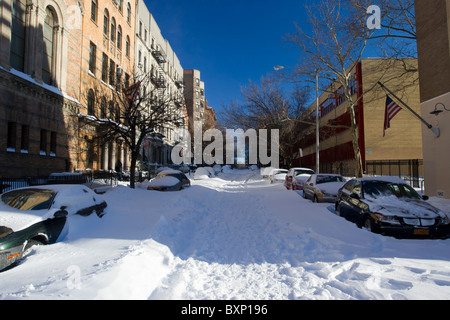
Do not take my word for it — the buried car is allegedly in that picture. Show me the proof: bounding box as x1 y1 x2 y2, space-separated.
0 185 107 271
303 174 346 203
147 170 191 191
335 176 450 238
269 169 288 184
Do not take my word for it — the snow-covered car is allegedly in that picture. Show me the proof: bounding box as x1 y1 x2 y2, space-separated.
284 168 315 190
335 176 450 238
261 167 275 178
303 174 346 203
269 169 288 184
0 185 107 271
194 167 213 180
147 170 190 191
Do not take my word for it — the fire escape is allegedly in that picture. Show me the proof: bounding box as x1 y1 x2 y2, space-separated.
151 48 166 89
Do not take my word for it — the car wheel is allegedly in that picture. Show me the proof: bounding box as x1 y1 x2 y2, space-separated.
364 216 378 233
313 195 319 203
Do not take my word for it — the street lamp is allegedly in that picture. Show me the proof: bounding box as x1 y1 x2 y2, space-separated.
274 65 320 173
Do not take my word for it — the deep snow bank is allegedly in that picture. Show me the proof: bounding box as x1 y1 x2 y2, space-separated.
0 169 449 300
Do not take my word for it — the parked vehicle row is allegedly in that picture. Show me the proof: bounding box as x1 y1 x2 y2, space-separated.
276 166 450 239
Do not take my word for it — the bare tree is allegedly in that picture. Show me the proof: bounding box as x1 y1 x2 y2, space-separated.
348 0 416 58
283 0 370 177
77 73 185 188
220 75 311 167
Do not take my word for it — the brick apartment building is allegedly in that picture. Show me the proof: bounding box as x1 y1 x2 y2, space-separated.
297 58 423 185
76 0 136 172
0 0 210 178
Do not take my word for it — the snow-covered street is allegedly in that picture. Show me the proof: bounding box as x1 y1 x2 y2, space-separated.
1 168 450 300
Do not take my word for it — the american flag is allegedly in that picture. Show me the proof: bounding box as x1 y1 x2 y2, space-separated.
383 95 402 137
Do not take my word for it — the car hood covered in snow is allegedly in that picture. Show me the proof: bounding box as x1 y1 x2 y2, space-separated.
366 196 447 219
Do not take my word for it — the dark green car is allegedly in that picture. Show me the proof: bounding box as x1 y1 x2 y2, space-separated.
0 185 107 271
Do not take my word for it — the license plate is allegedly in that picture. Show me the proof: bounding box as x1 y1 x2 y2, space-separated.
414 228 429 235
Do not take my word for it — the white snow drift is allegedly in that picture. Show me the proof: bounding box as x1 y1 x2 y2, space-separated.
0 169 449 300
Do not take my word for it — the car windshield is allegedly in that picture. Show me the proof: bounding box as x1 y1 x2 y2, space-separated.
363 181 422 200
316 175 345 184
295 169 314 176
1 188 56 210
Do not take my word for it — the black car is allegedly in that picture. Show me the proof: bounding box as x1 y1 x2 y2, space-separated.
147 170 191 191
335 176 450 238
0 185 107 271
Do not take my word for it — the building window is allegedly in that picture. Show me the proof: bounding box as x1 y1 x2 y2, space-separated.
42 6 58 85
40 129 47 155
103 9 109 37
118 0 123 12
7 122 17 151
117 25 122 50
50 131 57 156
87 89 95 115
127 3 131 24
90 0 97 22
89 42 96 74
125 36 130 57
101 97 107 118
10 0 27 72
102 53 108 82
20 124 29 152
109 59 115 85
110 17 116 43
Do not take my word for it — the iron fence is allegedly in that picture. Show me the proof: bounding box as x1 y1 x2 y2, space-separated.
0 171 118 194
365 159 423 189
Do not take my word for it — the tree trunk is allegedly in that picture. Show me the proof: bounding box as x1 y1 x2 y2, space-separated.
348 104 364 178
129 150 138 189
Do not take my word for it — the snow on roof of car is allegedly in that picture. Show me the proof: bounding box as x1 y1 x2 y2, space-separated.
148 176 180 187
157 169 182 175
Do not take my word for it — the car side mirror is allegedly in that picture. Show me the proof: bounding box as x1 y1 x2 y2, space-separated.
422 195 429 201
54 209 68 218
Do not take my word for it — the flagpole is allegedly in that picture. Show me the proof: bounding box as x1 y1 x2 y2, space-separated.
378 81 440 138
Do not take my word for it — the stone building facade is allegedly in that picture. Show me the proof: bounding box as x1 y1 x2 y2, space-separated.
0 0 84 176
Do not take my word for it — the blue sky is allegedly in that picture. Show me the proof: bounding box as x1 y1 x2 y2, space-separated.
144 0 309 122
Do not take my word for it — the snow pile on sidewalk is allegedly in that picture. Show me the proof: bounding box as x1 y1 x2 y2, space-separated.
0 169 449 300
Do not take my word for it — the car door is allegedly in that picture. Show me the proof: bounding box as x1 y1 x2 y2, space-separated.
338 180 355 216
344 181 364 223
304 175 314 199
285 169 294 188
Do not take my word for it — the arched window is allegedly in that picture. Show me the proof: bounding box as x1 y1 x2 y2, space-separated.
118 0 123 13
125 35 130 57
42 6 58 85
110 17 116 43
10 0 27 72
87 89 95 116
127 3 131 24
103 9 109 37
117 25 122 50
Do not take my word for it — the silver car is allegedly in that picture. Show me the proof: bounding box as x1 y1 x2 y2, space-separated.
303 174 346 203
